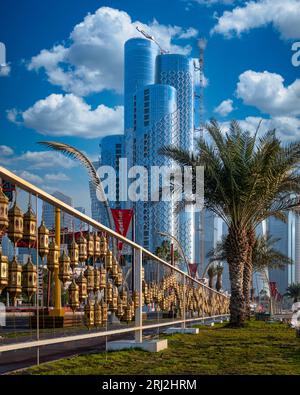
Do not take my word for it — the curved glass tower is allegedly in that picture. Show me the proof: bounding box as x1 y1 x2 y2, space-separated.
123 38 195 263
124 38 159 163
134 84 178 251
156 54 195 262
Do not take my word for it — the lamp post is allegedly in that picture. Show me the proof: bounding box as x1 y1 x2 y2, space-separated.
156 231 190 276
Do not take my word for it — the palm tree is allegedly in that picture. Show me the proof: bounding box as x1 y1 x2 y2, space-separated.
160 120 300 326
207 234 292 274
208 233 292 306
215 264 224 292
155 240 180 264
207 265 217 289
38 141 117 254
285 283 300 303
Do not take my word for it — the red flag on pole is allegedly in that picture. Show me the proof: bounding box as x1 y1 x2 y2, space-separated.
111 209 134 250
188 263 198 278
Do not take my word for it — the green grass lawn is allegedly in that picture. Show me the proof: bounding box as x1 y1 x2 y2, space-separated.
16 320 300 375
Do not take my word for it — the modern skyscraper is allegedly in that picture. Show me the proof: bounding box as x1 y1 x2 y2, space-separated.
89 135 124 227
43 190 73 231
124 37 195 261
268 214 295 294
155 54 195 262
124 38 159 172
295 213 300 283
134 84 178 251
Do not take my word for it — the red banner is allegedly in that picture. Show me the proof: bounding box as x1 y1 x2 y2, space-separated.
111 209 134 250
269 281 278 298
188 263 198 278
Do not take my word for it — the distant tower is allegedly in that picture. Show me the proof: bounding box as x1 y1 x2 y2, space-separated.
155 54 195 262
194 38 207 274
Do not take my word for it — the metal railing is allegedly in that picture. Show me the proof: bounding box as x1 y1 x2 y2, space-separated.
0 166 230 357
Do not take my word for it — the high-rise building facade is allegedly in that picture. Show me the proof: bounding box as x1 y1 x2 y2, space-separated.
124 38 195 261
89 135 124 227
43 190 73 231
268 214 295 294
155 54 195 262
124 38 159 172
134 84 178 251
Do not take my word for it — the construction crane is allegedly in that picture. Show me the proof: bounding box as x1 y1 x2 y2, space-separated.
194 38 207 279
136 26 169 54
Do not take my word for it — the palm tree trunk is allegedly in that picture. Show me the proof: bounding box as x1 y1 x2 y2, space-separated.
216 273 222 292
243 227 255 320
225 226 248 326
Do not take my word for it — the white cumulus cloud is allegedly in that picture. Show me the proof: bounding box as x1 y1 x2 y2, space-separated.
44 172 70 182
0 145 14 156
214 99 234 116
190 0 238 6
17 150 76 169
236 70 300 117
8 93 124 139
211 0 300 40
0 64 11 77
28 7 198 96
17 170 44 185
220 116 300 142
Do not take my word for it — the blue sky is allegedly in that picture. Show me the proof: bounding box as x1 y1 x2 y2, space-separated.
0 0 299 212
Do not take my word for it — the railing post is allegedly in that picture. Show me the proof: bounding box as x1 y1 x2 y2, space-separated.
134 247 143 343
182 275 186 329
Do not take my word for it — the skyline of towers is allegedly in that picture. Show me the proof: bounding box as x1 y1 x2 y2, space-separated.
124 37 195 261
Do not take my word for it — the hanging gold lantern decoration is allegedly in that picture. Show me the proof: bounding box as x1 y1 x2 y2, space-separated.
69 239 79 271
76 272 87 302
111 257 119 279
84 265 94 294
130 300 135 317
22 255 37 300
99 235 108 257
38 220 49 258
111 286 118 312
105 281 113 303
94 267 100 293
7 256 22 304
94 300 102 327
68 280 79 312
120 288 127 307
99 266 106 290
105 250 113 271
0 247 8 295
94 234 101 259
86 232 94 258
142 267 145 282
101 300 108 324
115 266 123 287
59 250 71 284
47 240 59 272
23 204 36 246
123 304 132 323
132 291 140 309
84 298 94 328
78 233 87 263
8 202 23 245
116 298 124 319
0 186 9 235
